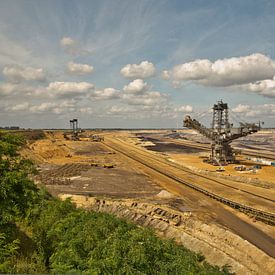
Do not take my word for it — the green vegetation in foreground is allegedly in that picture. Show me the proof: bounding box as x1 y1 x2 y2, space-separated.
0 132 232 274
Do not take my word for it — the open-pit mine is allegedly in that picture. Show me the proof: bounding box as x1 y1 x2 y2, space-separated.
20 123 275 275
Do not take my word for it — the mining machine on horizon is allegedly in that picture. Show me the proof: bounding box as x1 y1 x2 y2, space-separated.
183 100 262 166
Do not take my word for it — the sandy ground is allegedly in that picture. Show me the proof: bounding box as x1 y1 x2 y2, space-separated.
169 154 275 185
20 130 275 273
130 130 275 185
27 132 162 198
24 130 275 216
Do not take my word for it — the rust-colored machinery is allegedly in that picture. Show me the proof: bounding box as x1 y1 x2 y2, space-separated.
183 100 261 165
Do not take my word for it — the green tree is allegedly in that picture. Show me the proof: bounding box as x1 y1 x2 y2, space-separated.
0 233 20 273
0 133 40 272
0 133 38 225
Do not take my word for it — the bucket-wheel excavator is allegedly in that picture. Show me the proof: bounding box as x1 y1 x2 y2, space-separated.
183 100 261 165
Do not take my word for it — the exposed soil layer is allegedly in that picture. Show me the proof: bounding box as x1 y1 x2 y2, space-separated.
73 143 110 156
135 131 275 186
145 143 202 154
136 135 202 154
32 135 162 199
40 164 161 198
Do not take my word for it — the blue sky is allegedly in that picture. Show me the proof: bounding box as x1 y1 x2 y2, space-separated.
0 0 275 128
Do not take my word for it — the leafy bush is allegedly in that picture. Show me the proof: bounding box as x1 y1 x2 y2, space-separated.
0 134 39 225
0 133 40 273
29 199 227 274
0 233 20 273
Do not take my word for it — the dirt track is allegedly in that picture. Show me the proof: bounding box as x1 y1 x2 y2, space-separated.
103 136 275 258
105 137 275 211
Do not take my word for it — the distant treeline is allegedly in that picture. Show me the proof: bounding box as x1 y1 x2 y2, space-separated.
0 126 20 130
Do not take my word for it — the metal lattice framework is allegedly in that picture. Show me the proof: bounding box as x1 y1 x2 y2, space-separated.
183 100 261 165
70 118 79 140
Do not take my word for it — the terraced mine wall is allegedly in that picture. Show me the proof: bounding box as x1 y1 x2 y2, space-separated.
61 195 275 275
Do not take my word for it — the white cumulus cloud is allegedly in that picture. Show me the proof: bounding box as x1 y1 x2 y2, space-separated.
0 83 18 95
120 61 156 79
122 91 168 106
172 59 212 81
231 103 275 119
46 81 94 98
3 65 46 82
175 105 193 113
60 37 76 47
60 36 89 56
123 79 149 94
232 104 250 113
91 88 120 100
79 107 93 115
107 105 137 115
161 70 170 80
0 83 36 96
67 61 94 74
9 102 30 111
29 102 57 113
167 53 275 88
7 100 77 115
242 76 275 98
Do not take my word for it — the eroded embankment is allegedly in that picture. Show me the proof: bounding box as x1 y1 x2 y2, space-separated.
60 194 275 275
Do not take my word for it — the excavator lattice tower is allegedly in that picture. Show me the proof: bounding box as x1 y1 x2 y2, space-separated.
183 100 261 165
70 118 79 140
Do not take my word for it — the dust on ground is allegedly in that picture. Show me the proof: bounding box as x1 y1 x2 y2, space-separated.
28 131 162 199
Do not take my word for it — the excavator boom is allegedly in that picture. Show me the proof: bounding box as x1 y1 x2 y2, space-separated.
183 115 213 140
183 101 261 165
